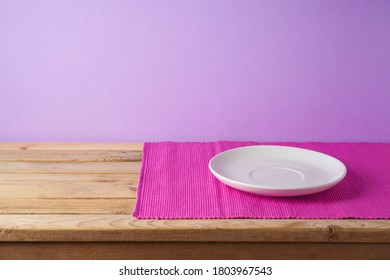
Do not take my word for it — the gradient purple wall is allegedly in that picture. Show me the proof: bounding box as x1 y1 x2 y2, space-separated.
1 0 389 142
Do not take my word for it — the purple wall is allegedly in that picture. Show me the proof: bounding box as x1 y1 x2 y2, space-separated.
1 0 389 142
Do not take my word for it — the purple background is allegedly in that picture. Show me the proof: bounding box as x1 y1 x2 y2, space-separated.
1 0 389 142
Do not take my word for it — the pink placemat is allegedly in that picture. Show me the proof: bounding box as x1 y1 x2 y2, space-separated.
133 142 390 219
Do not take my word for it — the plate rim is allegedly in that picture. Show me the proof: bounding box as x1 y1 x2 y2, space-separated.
208 145 347 192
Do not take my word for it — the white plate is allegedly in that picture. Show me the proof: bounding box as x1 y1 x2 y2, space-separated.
209 145 347 197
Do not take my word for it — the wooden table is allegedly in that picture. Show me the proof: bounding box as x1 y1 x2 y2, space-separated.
0 143 389 259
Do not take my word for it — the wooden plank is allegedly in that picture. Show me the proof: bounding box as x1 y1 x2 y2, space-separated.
0 215 389 243
0 150 142 162
0 161 141 174
0 173 138 198
0 142 144 151
0 199 134 214
1 242 389 259
0 173 139 185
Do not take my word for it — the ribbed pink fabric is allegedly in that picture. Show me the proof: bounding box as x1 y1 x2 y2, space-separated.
133 142 390 219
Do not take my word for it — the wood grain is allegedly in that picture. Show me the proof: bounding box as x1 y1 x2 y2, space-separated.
1 242 389 260
0 144 138 215
0 199 134 214
0 173 138 198
0 215 389 243
0 150 142 162
0 161 141 174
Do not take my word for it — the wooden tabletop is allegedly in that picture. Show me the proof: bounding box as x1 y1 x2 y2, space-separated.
0 143 389 259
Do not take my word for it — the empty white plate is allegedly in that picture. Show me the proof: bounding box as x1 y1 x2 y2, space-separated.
209 145 347 197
